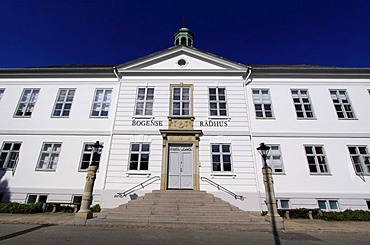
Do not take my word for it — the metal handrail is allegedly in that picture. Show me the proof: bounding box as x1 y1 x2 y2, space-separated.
200 177 245 201
114 176 160 198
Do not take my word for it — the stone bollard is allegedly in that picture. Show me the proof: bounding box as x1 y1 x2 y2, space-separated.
308 210 313 220
284 211 290 220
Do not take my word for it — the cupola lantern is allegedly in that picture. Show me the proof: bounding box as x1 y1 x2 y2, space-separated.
174 27 194 47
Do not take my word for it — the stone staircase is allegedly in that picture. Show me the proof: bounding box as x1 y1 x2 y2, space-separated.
88 190 274 231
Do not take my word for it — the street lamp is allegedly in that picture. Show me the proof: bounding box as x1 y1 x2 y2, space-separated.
257 142 283 231
257 142 270 168
75 141 104 223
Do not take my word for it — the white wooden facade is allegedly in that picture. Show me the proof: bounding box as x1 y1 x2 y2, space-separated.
0 42 369 212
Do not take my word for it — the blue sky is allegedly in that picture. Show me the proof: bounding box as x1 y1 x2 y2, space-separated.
1 0 369 68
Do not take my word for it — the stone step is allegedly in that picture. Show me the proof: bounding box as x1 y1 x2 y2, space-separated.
95 190 278 231
102 214 260 222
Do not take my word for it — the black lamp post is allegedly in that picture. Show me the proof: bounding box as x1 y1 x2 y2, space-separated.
90 141 104 167
257 143 270 168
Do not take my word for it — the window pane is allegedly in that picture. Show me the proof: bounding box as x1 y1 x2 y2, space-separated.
318 201 327 210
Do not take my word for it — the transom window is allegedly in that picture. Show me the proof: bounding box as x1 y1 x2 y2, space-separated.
291 89 315 119
0 89 4 101
129 143 150 171
14 88 40 117
304 145 329 174
252 89 274 118
79 143 102 170
266 145 284 173
318 200 339 211
0 142 21 169
52 89 75 117
36 143 62 171
91 89 112 117
348 146 370 175
330 90 355 119
134 87 154 116
209 87 227 116
171 86 191 116
211 144 232 172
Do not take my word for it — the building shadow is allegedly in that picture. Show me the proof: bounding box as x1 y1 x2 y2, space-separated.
0 169 10 202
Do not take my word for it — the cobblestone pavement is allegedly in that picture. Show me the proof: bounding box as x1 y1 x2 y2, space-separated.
0 213 369 233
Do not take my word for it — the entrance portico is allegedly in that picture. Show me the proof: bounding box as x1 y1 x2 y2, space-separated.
160 117 202 190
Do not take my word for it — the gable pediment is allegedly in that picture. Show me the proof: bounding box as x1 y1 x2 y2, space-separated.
116 46 246 73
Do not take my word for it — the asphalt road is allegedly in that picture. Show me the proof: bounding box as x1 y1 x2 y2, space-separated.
0 224 369 245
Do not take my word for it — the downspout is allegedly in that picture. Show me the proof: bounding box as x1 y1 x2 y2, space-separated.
242 66 263 212
101 67 121 196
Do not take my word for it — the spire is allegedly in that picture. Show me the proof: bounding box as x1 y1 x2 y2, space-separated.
174 27 194 47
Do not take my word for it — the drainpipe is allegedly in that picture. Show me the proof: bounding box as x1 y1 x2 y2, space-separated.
242 66 252 86
113 66 120 80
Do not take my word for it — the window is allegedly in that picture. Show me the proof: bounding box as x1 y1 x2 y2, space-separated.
26 194 48 204
0 142 21 169
129 143 150 171
366 200 370 210
72 195 82 204
304 145 329 174
291 89 314 119
211 144 232 172
79 143 102 170
277 199 290 209
14 88 40 117
330 90 355 119
171 86 191 116
134 87 154 116
0 89 4 101
266 145 284 173
91 89 112 117
209 87 227 116
52 89 75 117
252 89 274 118
318 200 339 211
36 143 62 171
348 146 370 175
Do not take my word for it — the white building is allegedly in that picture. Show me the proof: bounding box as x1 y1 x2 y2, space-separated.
0 28 369 212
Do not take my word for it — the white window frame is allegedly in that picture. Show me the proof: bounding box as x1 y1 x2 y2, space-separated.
330 90 356 119
0 142 21 169
79 142 102 171
128 143 150 171
0 89 4 102
304 145 330 174
71 195 82 204
26 194 48 204
252 89 274 118
211 144 232 172
14 88 40 117
208 87 228 117
291 89 315 119
134 87 154 116
170 85 192 116
266 144 285 174
52 88 75 117
90 89 112 117
318 200 339 211
36 142 62 171
277 199 290 209
348 145 370 175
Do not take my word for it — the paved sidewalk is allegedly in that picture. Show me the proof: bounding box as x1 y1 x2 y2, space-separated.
0 213 369 233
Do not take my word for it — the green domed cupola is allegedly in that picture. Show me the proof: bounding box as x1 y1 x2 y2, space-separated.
174 27 194 47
